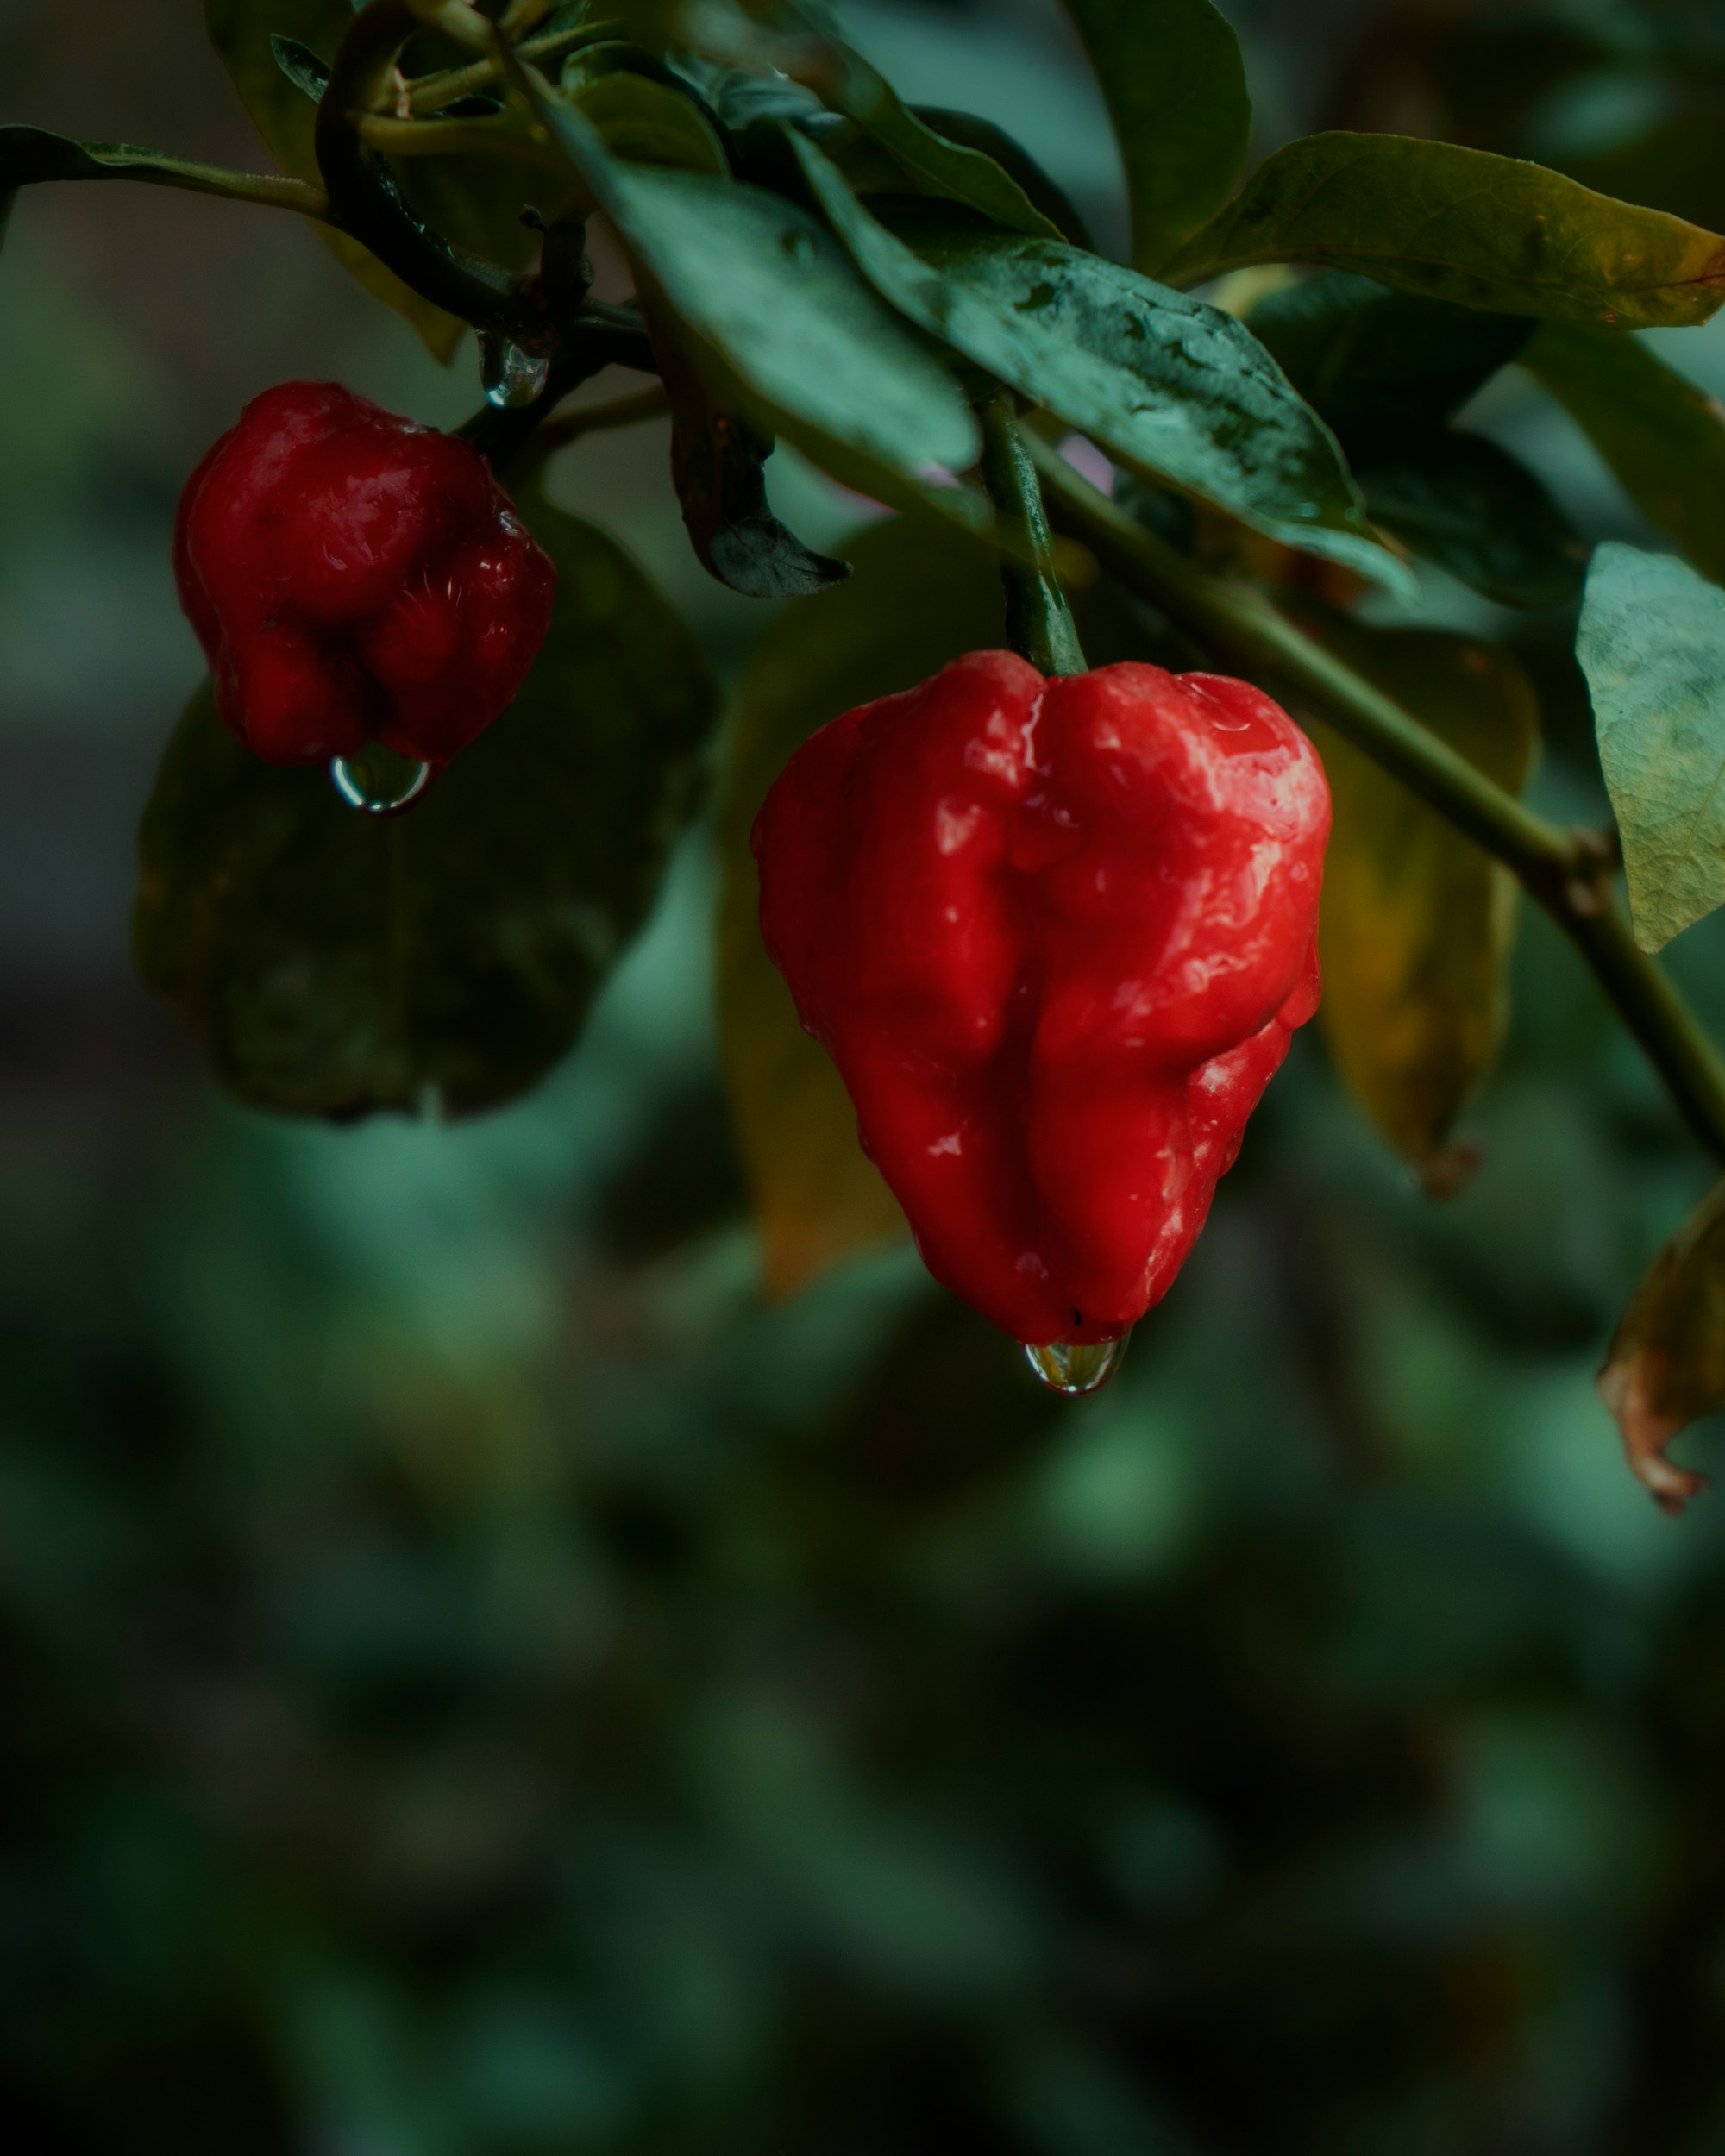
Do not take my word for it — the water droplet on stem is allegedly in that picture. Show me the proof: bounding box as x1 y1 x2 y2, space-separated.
480 330 551 410
1024 1334 1130 1395
329 746 436 817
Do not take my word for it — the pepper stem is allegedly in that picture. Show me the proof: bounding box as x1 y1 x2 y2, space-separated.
977 395 1086 678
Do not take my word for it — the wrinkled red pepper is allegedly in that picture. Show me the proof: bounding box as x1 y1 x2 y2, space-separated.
753 651 1331 1346
175 382 555 768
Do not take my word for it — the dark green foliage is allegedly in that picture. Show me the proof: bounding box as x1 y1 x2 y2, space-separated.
1249 272 1584 604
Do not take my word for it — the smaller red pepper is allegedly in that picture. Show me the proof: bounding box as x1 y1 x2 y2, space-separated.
753 651 1330 1347
174 381 555 768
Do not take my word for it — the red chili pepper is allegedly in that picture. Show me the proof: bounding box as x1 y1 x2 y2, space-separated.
753 651 1331 1347
174 382 555 768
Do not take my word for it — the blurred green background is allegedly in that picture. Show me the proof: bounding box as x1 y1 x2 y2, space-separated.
11 2 1725 2149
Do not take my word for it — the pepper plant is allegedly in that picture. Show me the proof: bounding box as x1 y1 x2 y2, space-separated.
14 0 1725 1499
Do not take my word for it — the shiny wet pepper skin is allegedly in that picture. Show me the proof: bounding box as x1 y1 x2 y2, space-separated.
753 651 1331 1346
174 382 555 768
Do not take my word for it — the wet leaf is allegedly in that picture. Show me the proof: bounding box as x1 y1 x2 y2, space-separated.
1165 134 1725 328
1598 1176 1725 1513
513 80 984 519
791 143 1416 603
718 517 1011 1294
135 492 718 1119
1526 323 1725 586
1300 618 1540 1176
1577 542 1725 954
1059 0 1251 273
1358 433 1585 609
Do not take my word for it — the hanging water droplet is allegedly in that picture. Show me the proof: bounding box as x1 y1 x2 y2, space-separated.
480 330 551 410
1024 1333 1130 1395
329 745 435 818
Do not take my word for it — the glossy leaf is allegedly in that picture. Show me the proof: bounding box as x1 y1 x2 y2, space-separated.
1526 323 1725 586
1165 133 1725 328
1058 0 1251 273
511 79 985 515
782 3 1062 240
718 517 1013 1294
135 492 718 1119
1302 619 1540 1176
205 0 465 359
1578 542 1725 954
653 319 850 598
1358 433 1586 608
792 144 1416 602
1245 270 1533 445
1598 1175 1725 1513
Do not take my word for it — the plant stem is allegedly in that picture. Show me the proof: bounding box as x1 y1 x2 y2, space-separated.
978 395 1086 676
405 22 605 112
316 0 539 337
356 113 571 173
1026 426 1725 1165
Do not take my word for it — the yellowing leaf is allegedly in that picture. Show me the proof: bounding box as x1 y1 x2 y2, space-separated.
1166 133 1725 328
1302 621 1540 1179
718 517 1007 1295
1598 1178 1725 1512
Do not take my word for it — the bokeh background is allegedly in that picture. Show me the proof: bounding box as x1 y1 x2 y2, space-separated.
10 1 1725 2149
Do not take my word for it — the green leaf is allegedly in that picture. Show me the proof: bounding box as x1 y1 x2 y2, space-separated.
1525 323 1725 586
1245 269 1533 445
0 122 324 216
269 32 329 103
791 144 1417 603
1058 0 1251 273
719 516 1014 1293
565 65 730 173
782 3 1062 240
1164 133 1725 327
1578 542 1725 955
652 317 850 598
908 108 1093 250
1299 617 1540 1179
508 80 984 512
1358 433 1585 609
205 0 466 360
135 492 718 1119
1598 1173 1725 1514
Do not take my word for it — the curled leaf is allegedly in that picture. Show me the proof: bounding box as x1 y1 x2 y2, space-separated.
1598 1179 1725 1512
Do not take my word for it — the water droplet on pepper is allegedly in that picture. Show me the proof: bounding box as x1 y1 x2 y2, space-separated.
329 745 436 817
1024 1334 1130 1395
